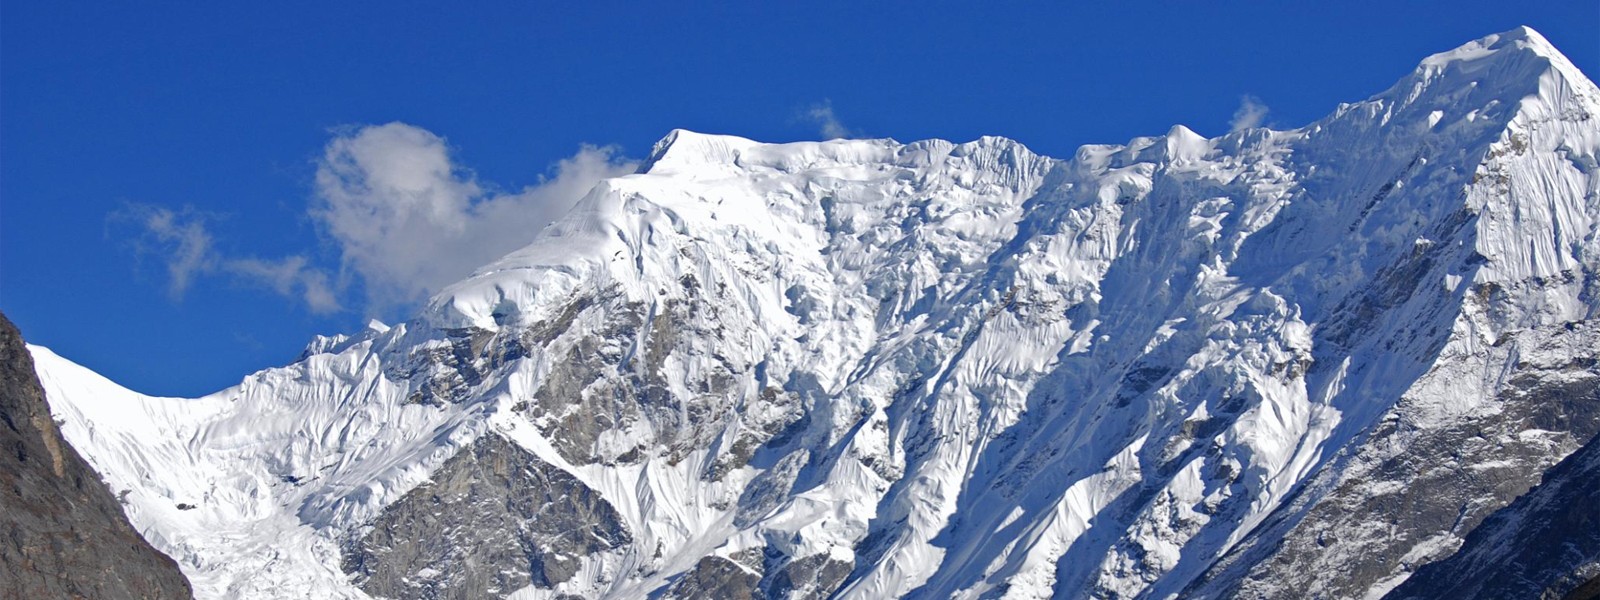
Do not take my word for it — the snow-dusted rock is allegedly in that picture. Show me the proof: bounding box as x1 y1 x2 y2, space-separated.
29 26 1600 599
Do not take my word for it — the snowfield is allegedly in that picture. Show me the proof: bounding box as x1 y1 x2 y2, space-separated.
30 27 1600 599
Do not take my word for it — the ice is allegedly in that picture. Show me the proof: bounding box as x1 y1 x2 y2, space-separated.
28 26 1600 600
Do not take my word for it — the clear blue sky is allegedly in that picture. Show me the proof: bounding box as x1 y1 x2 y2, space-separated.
3 1 1596 396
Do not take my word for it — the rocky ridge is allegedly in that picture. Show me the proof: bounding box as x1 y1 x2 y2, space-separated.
25 27 1600 599
1 311 193 600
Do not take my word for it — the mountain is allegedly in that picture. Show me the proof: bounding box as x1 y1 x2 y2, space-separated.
0 312 193 599
1384 427 1600 600
26 26 1600 599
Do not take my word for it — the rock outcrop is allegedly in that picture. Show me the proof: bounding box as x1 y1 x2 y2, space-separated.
1385 426 1600 600
24 26 1600 600
0 311 192 599
342 433 631 599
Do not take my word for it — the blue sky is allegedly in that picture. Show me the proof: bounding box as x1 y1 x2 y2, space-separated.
3 1 1596 396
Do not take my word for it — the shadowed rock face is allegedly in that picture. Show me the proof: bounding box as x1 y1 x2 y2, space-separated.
1385 428 1600 600
763 552 853 600
19 30 1600 600
0 312 193 599
342 432 631 599
658 550 853 600
1188 323 1600 599
513 292 800 477
662 556 764 600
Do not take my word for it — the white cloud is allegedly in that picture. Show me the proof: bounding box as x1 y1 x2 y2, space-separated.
120 205 341 313
226 256 340 314
127 205 218 299
312 122 636 309
1229 95 1270 133
118 122 633 315
803 100 853 139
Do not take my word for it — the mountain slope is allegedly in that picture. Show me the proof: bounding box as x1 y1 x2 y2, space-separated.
28 26 1600 599
1384 427 1600 600
1 312 193 599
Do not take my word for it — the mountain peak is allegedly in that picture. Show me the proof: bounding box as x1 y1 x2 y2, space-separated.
1163 124 1211 163
1418 26 1557 70
1407 26 1593 101
1333 25 1597 148
637 129 761 174
33 28 1600 600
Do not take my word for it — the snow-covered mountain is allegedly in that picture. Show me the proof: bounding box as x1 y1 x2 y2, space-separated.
29 26 1600 599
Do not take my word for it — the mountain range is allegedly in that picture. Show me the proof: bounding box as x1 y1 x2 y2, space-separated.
15 26 1600 599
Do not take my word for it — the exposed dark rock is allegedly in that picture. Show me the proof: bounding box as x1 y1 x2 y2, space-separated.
515 292 797 478
342 432 630 599
1191 323 1600 599
1566 575 1600 600
523 296 648 466
735 449 809 527
1385 429 1600 600
661 555 763 600
761 552 852 600
393 326 531 407
0 311 193 599
653 546 852 600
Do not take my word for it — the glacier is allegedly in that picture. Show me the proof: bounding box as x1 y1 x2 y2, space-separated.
26 26 1600 599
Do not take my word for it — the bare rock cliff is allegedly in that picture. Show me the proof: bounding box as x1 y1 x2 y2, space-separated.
0 312 192 600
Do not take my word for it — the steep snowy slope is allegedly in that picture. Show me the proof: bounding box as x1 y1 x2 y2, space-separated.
29 27 1600 599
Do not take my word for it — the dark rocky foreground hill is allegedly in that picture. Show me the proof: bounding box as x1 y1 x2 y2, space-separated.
0 312 192 600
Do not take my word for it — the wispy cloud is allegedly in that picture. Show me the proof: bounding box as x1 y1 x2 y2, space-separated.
1229 95 1270 133
116 205 341 313
226 255 340 314
122 205 219 299
116 122 635 316
802 100 853 139
312 122 636 309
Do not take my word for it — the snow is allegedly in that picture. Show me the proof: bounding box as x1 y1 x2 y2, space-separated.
28 26 1600 600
